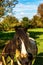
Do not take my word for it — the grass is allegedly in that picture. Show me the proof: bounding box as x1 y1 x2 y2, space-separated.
28 28 43 53
28 28 43 65
28 28 43 32
0 28 43 65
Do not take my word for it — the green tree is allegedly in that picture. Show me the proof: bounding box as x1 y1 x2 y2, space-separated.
0 23 3 31
31 15 42 28
1 16 19 31
38 4 43 18
0 0 18 17
21 17 30 28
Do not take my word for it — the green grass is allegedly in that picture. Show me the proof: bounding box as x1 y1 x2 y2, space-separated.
0 28 43 65
28 28 43 65
28 28 43 32
28 28 43 53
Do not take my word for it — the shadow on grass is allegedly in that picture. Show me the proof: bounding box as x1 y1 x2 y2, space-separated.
28 31 43 45
33 53 43 65
28 31 43 39
0 32 15 40
0 32 16 53
0 31 43 40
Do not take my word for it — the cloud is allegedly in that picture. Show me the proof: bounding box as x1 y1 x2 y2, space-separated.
38 0 43 4
13 2 39 19
20 12 24 15
14 3 37 12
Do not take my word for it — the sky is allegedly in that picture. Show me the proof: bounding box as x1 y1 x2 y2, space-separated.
0 0 43 22
12 0 43 20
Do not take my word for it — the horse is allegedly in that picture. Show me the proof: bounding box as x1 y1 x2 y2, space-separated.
1 27 38 65
14 27 38 65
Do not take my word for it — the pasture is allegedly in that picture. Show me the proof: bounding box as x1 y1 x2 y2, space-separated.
28 28 43 65
0 28 43 65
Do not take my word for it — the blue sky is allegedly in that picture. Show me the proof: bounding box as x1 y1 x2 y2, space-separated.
13 0 43 20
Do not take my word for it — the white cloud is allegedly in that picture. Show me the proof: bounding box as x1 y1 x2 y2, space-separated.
13 3 37 12
20 12 24 15
12 0 43 20
13 2 38 19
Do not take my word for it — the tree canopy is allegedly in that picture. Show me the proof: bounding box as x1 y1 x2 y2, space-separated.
0 15 19 31
38 3 43 18
0 0 18 17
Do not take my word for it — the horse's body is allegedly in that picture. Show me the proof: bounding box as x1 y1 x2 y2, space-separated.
1 28 38 65
28 37 38 57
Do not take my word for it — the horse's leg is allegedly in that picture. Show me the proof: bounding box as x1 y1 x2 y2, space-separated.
2 56 6 65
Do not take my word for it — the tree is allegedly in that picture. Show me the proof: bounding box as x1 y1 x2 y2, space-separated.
0 23 3 31
31 15 43 28
1 16 19 31
0 6 5 17
0 0 18 17
21 17 30 28
38 3 43 19
22 17 29 21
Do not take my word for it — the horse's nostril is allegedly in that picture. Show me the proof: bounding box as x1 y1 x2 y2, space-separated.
21 54 27 58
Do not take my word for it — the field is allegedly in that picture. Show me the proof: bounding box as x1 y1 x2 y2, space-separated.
0 28 43 65
28 28 43 65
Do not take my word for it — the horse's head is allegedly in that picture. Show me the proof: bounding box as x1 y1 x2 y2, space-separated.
14 25 28 33
14 26 33 65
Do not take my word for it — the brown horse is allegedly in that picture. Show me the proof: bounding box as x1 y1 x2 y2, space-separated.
15 27 38 65
1 27 38 65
